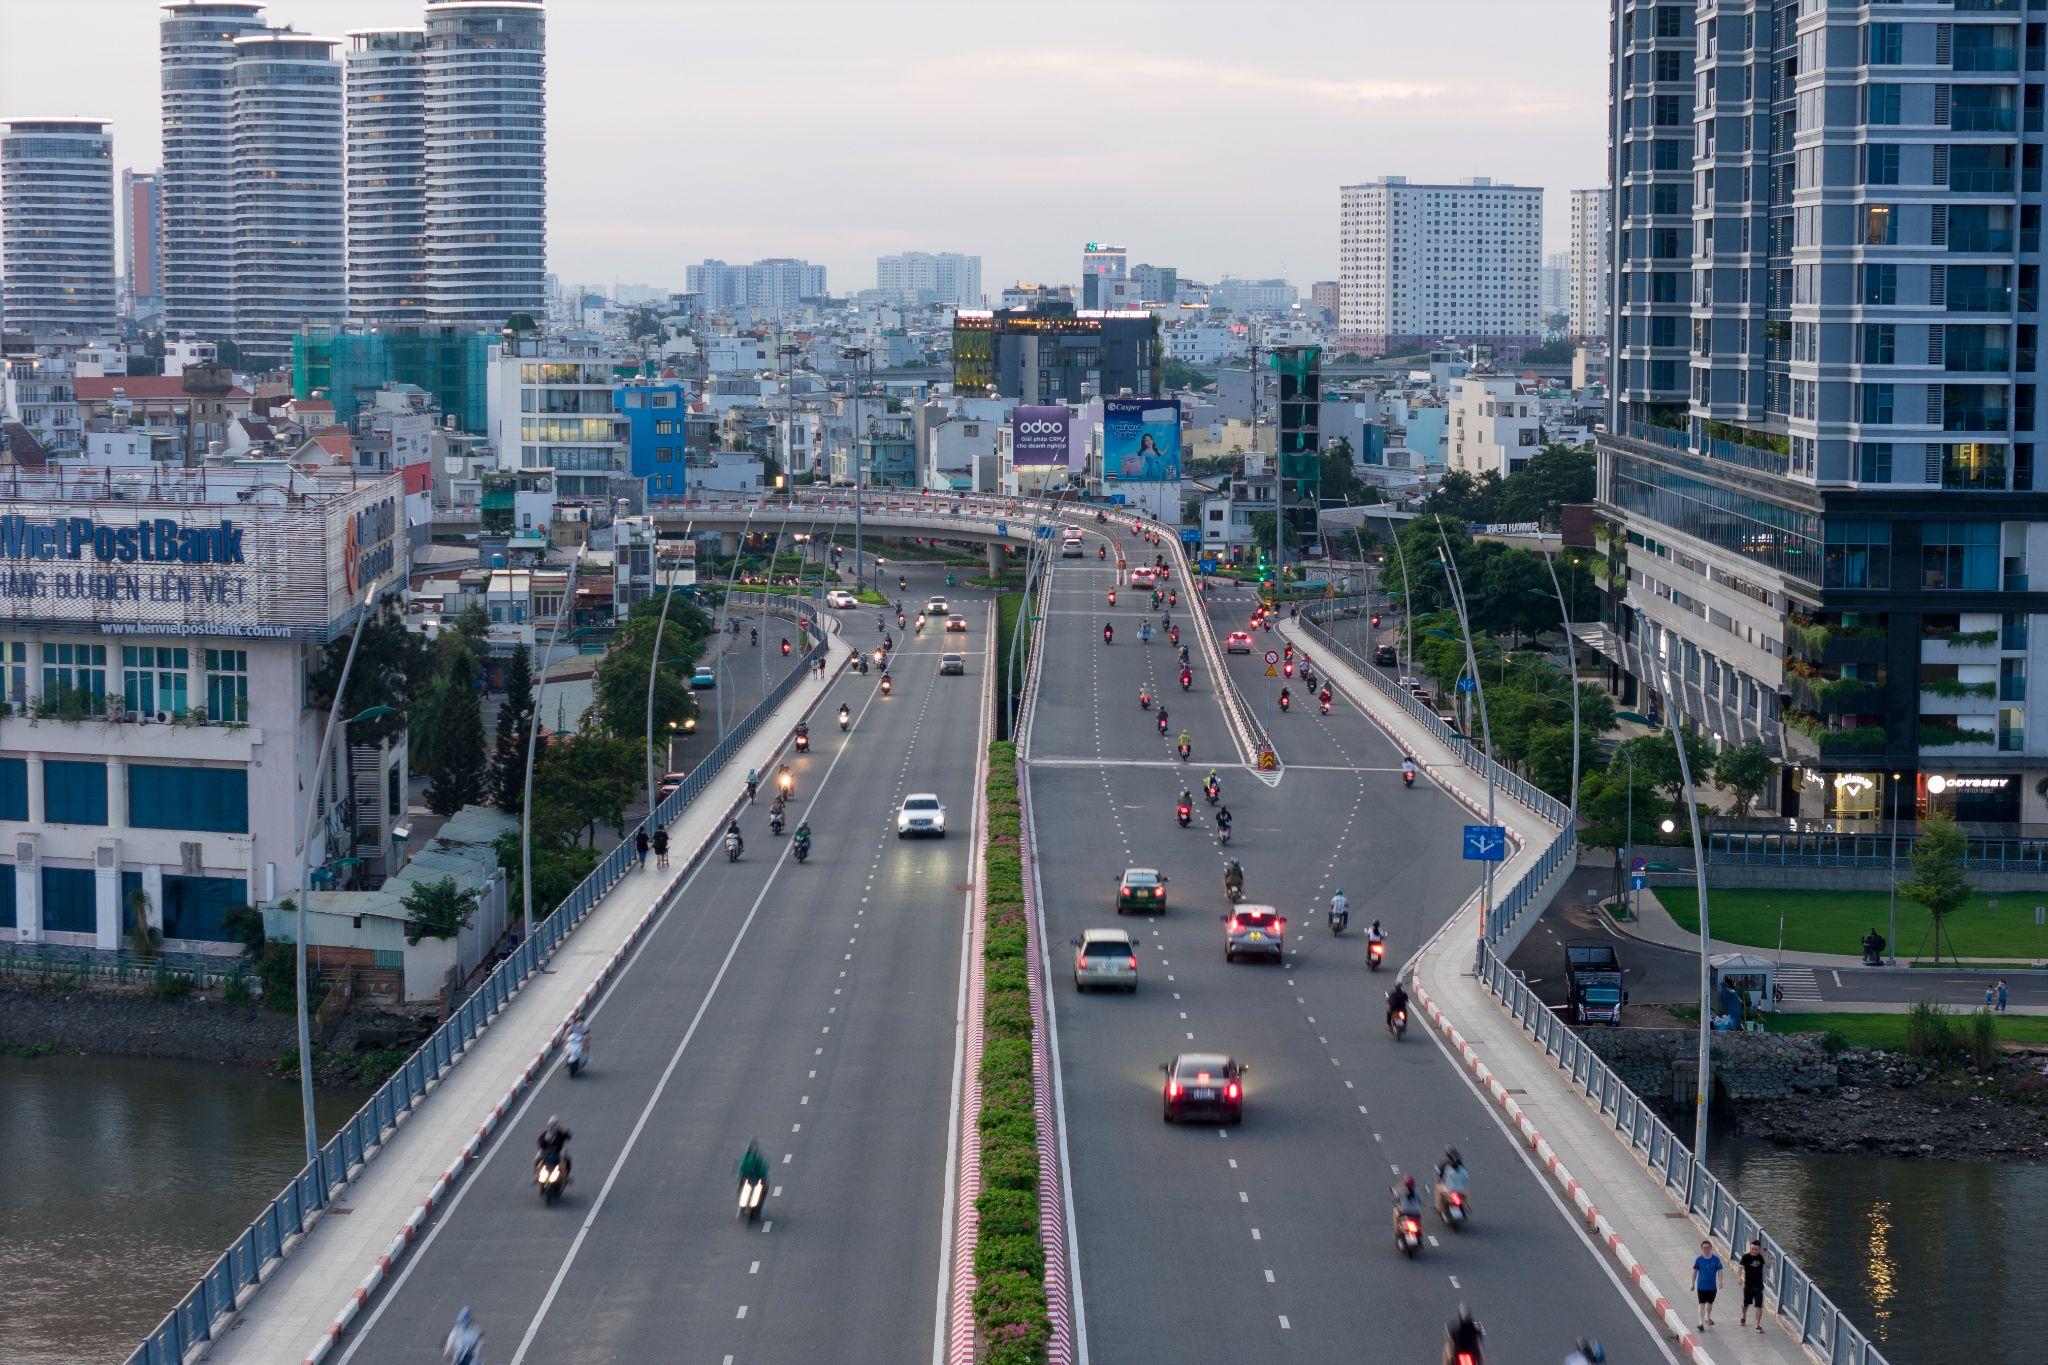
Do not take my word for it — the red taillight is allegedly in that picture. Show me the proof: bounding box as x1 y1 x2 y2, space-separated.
1126 957 1138 971
1168 1082 1181 1099
1226 1081 1240 1100
1458 1355 1475 1365
1403 1218 1421 1233
1449 1193 1464 1206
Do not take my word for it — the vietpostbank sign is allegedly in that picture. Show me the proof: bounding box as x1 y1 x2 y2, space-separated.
0 514 246 565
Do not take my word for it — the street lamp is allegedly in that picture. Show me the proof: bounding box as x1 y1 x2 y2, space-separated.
1530 553 1583 823
288 579 393 1165
520 547 588 942
1658 711 1717 1170
840 346 871 588
1367 504 1416 677
1430 524 1499 946
642 519 692 827
1887 771 1902 965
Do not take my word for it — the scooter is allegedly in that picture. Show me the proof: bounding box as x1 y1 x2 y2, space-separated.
1278 693 1292 712
1389 1005 1408 1040
1176 802 1192 828
1402 770 1415 790
1319 698 1332 716
1395 1209 1424 1257
1177 742 1190 763
536 1156 568 1204
1328 905 1348 935
769 807 785 836
1218 824 1232 847
1180 669 1192 692
1367 939 1386 971
565 1031 589 1077
792 834 811 864
1224 881 1244 904
1139 691 1152 710
794 731 810 753
725 832 743 862
1203 782 1219 805
738 1176 766 1224
839 709 851 732
1157 714 1169 737
1438 1187 1469 1231
881 675 894 695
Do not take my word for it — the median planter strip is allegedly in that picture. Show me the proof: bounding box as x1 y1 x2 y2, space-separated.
972 742 1053 1365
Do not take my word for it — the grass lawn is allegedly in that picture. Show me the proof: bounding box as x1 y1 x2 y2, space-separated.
1657 886 2048 960
1665 1006 2048 1048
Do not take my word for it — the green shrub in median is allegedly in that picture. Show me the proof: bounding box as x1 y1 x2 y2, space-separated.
975 741 1050 1364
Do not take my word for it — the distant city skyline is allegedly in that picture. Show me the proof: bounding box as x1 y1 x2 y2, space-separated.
1 0 1607 294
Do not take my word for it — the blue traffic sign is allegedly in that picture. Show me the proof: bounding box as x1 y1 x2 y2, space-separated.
1180 527 1202 546
996 522 1008 536
1034 524 1054 540
1630 873 1647 891
1109 494 1128 506
1630 856 1647 873
1462 825 1507 862
1456 675 1477 693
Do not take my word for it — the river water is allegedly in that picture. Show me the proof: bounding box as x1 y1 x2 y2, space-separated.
0 1053 368 1364
1713 1135 2048 1365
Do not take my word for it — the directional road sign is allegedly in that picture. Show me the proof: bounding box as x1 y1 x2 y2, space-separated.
1035 524 1054 539
1456 676 1477 693
1630 873 1647 891
1462 825 1508 862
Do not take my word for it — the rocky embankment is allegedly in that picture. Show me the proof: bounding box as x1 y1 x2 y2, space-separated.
1738 1046 2048 1163
0 978 418 1089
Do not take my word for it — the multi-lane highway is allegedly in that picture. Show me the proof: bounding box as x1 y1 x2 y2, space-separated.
335 568 987 1364
1028 527 1674 1363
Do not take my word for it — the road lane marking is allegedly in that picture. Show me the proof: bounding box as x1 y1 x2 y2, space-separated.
750 1261 760 1274
1278 1316 1290 1330
737 1305 748 1319
1264 1269 1275 1283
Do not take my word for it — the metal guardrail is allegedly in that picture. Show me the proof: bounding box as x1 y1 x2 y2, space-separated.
1310 583 1893 1365
1480 953 1891 1365
1709 828 2048 873
129 597 828 1365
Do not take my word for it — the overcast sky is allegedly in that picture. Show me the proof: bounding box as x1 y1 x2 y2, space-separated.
3 0 1609 295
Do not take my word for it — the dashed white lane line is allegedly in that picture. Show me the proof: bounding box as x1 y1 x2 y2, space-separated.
1263 1269 1275 1283
736 1306 748 1319
1278 1316 1291 1331
749 1261 760 1275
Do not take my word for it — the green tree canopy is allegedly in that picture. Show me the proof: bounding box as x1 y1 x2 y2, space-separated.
424 643 488 816
1712 741 1775 818
491 644 535 814
1900 813 1974 962
309 599 430 747
402 876 480 945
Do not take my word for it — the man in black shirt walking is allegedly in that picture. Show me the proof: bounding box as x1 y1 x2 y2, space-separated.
1738 1238 1769 1332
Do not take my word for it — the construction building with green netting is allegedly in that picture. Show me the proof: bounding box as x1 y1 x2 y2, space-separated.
293 327 494 433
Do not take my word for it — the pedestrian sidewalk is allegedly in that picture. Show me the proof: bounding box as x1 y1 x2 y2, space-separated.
204 623 855 1365
1282 617 1816 1365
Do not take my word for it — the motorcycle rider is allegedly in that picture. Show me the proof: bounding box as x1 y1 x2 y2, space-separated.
1366 918 1387 950
1177 645 1191 668
1139 686 1152 709
1203 769 1220 801
1103 623 1114 644
1156 706 1169 736
444 1307 483 1365
838 703 851 730
1222 855 1244 899
1176 728 1191 759
725 817 745 857
1278 685 1292 710
565 1014 590 1068
1402 756 1418 785
769 798 786 835
793 819 812 856
1444 1305 1485 1365
745 768 759 802
738 1139 769 1190
1216 806 1233 840
1386 980 1411 1034
536 1115 572 1180
1180 665 1193 690
1328 888 1349 929
1564 1339 1605 1365
1434 1147 1470 1219
1393 1174 1425 1239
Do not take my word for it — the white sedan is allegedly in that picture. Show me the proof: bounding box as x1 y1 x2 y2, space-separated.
825 589 857 609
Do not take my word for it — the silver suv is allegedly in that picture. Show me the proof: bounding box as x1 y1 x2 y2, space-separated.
1222 905 1286 964
1072 928 1138 992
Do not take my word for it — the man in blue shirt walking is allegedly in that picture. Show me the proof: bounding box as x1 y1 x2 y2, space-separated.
1692 1239 1725 1331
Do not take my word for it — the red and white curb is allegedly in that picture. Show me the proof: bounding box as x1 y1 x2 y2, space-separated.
1409 976 1718 1365
300 637 851 1365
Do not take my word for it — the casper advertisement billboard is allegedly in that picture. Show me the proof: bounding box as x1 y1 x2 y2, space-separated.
1103 398 1182 482
1011 406 1071 466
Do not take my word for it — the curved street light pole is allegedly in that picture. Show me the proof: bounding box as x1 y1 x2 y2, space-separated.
1370 504 1416 676
290 582 380 1165
520 546 588 940
1535 551 1583 825
1434 524 1497 941
1663 713 1716 1170
714 501 766 741
643 519 692 826
841 347 870 590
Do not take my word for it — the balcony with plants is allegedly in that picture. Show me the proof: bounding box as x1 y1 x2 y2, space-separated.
1786 612 1887 667
1782 708 1890 760
1919 664 1999 714
1923 612 2002 662
1918 717 1998 751
1784 656 1886 718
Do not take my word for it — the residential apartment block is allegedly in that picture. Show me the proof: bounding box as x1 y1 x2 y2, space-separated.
1338 176 1542 359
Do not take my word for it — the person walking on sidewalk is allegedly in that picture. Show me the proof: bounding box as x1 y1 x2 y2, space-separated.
635 826 649 869
653 827 670 868
1987 982 1997 1009
1737 1238 1768 1332
1692 1240 1724 1330
1997 979 2010 1012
